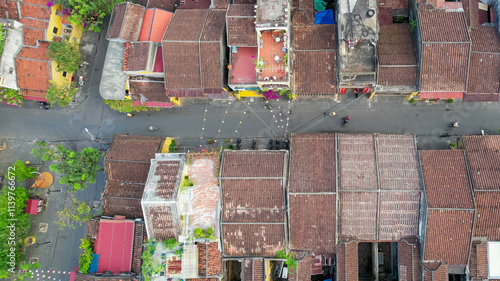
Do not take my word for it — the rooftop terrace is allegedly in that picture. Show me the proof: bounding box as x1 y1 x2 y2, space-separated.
229 47 258 85
257 30 289 83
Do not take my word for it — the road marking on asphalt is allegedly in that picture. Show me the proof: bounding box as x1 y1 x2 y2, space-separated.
240 100 278 137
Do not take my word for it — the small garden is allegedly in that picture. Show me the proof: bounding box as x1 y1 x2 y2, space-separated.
0 87 24 107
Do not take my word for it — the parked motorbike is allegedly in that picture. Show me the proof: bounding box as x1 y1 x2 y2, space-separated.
450 122 460 128
149 126 158 131
275 139 280 150
439 133 450 138
343 116 350 127
268 139 273 150
252 139 257 150
236 138 242 150
284 139 290 150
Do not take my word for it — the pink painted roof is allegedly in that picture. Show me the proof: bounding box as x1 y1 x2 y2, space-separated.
230 47 257 84
95 219 135 274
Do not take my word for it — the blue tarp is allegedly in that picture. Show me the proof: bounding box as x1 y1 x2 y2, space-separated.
315 9 335 24
89 254 99 273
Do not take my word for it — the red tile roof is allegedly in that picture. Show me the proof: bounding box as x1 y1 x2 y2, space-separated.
287 254 311 281
142 204 179 240
22 28 46 46
423 262 448 281
470 26 500 53
420 91 464 99
200 9 226 42
139 8 174 43
131 222 145 274
227 5 257 47
222 224 285 256
424 209 474 265
469 241 488 279
104 182 145 199
338 134 377 190
129 80 170 103
200 42 222 88
103 197 143 219
86 218 99 239
337 241 359 281
152 160 181 199
123 42 152 72
147 0 179 12
221 151 285 177
223 209 284 223
212 0 228 9
106 135 163 162
289 194 335 253
378 24 417 66
20 3 50 20
20 17 49 29
464 135 500 190
15 58 50 95
473 191 500 240
107 3 145 41
221 179 283 209
162 42 201 89
376 134 420 190
293 25 336 51
467 53 500 94
106 161 151 184
197 243 221 276
377 0 407 9
289 134 335 193
293 51 336 95
398 238 421 281
17 42 50 61
163 9 208 41
0 0 19 20
418 10 470 42
378 66 417 86
420 150 474 209
378 192 420 241
340 191 378 241
95 219 135 274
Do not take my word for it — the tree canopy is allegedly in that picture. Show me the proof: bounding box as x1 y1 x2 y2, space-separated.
46 83 77 108
47 41 81 73
49 146 101 191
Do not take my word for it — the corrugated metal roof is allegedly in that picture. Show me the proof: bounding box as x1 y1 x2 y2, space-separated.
95 219 135 274
182 245 199 278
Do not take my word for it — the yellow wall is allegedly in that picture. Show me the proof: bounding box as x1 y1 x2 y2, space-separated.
48 5 84 86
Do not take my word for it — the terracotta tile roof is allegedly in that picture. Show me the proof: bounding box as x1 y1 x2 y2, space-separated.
222 224 285 256
464 135 500 190
16 42 50 61
107 3 145 41
233 0 256 4
197 243 207 276
423 262 447 281
200 42 222 88
106 135 163 162
398 238 421 281
212 0 228 9
292 51 336 95
223 209 284 223
287 254 311 281
163 9 208 42
420 150 474 209
227 5 256 47
15 58 50 94
74 272 96 281
142 204 179 240
131 222 145 274
424 209 474 265
338 134 377 190
336 242 359 281
379 192 420 241
473 191 500 240
377 0 407 9
200 9 226 42
378 24 417 65
293 25 336 51
244 259 252 281
467 52 500 94
469 241 488 279
162 41 201 89
147 0 179 12
20 17 49 29
376 134 420 190
106 161 151 184
378 66 417 86
107 4 127 38
227 17 256 47
104 182 145 199
152 160 180 199
340 192 378 240
206 243 221 276
289 134 335 192
289 194 335 253
243 259 263 281
291 10 310 27
418 10 470 42
86 218 99 239
221 151 285 177
123 42 152 71
221 179 283 209
21 89 47 98
467 0 479 28
22 28 46 46
470 26 500 53
23 0 51 5
20 3 50 20
103 197 143 218
129 80 169 103
0 1 19 20
139 8 174 43
292 0 314 26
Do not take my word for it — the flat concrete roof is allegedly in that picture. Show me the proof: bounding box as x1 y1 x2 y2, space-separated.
100 41 127 100
256 0 286 25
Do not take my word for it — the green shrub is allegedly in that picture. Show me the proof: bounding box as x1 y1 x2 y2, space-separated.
8 160 37 181
104 99 160 113
194 227 214 239
448 98 454 104
163 238 181 250
31 141 62 161
227 144 235 150
46 83 77 107
276 250 297 272
450 142 456 148
168 139 176 152
409 98 415 104
79 239 93 274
